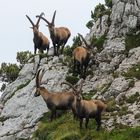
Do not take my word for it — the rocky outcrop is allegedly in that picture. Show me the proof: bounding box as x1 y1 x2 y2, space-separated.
0 0 140 139
0 56 68 139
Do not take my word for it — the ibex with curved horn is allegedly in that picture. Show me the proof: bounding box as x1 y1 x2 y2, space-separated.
26 13 50 54
73 33 97 79
35 69 76 121
63 80 106 130
36 11 71 56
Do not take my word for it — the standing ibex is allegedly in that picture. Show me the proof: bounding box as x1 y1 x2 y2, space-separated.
63 80 106 130
26 13 50 54
73 33 97 79
36 11 71 56
35 69 76 121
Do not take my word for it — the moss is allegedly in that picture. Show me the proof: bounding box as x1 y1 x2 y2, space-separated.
86 69 94 76
122 64 140 80
118 106 128 116
125 32 140 52
126 92 140 104
128 79 135 88
16 80 30 91
0 116 8 122
112 72 119 78
65 76 79 85
106 98 118 112
6 80 30 102
100 83 111 95
134 113 140 119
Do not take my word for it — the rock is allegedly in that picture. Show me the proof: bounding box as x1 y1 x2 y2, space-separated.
104 77 130 98
117 47 140 73
0 57 68 139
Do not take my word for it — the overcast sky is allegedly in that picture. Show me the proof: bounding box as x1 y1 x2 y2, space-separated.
0 0 104 64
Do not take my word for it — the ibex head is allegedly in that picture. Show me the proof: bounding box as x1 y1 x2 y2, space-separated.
26 12 45 32
35 69 46 97
61 79 84 101
36 10 56 32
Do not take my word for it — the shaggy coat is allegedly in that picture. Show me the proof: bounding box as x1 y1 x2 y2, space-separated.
35 69 76 121
36 11 71 56
26 13 50 54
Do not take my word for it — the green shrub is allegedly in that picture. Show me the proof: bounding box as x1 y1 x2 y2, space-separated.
126 92 139 104
105 0 113 8
122 64 140 80
0 116 7 122
65 76 79 85
0 63 20 82
72 36 81 47
125 32 140 52
90 34 107 52
86 20 94 29
0 83 6 92
16 51 32 67
63 45 73 57
82 90 97 100
134 113 140 119
91 3 106 21
106 98 118 112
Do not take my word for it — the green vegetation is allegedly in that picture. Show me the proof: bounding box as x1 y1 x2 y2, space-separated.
65 75 79 85
63 45 74 57
33 112 140 140
90 34 107 52
0 83 6 92
16 80 30 91
6 80 31 101
122 64 140 80
16 51 32 67
39 53 48 59
86 20 94 29
0 62 20 82
134 113 140 119
86 0 112 29
125 32 140 52
105 0 112 9
126 92 140 104
0 116 8 122
106 98 118 112
118 106 128 116
82 90 97 100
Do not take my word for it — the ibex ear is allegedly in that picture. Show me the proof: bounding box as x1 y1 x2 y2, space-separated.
52 10 56 25
30 27 33 29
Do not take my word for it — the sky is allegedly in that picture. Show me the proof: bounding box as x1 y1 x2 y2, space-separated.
0 0 104 64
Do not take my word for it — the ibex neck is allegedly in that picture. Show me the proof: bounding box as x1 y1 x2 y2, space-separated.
40 87 50 101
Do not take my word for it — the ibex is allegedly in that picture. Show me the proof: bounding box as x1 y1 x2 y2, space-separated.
36 11 71 56
35 69 76 121
26 13 50 54
73 33 97 79
63 80 106 130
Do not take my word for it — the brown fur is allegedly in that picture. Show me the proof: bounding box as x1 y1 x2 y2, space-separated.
75 98 106 130
92 99 107 112
73 46 90 79
26 14 50 54
73 47 88 62
35 70 76 121
36 11 71 56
